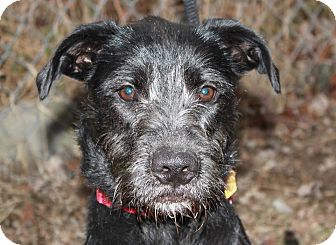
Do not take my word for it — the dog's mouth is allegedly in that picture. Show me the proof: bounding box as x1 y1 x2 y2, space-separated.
156 195 189 203
132 190 221 219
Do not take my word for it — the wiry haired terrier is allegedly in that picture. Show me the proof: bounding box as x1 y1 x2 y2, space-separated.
36 14 280 245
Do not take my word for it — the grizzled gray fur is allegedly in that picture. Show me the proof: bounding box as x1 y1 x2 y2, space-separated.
36 16 280 244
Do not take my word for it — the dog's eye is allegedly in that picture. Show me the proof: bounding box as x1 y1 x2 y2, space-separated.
199 86 216 102
118 85 136 101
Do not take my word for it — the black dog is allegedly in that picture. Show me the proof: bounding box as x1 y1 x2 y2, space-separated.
36 16 280 245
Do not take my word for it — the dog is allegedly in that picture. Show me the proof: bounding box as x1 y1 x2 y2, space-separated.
36 16 280 245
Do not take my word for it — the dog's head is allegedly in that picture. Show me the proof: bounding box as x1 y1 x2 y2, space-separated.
37 17 280 217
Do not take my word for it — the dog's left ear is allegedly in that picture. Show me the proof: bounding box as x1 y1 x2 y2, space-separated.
36 21 121 100
202 19 280 93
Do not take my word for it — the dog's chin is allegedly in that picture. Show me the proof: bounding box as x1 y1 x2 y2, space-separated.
152 203 192 218
154 197 191 213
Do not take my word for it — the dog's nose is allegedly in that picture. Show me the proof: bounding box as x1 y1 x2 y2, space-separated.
151 148 199 186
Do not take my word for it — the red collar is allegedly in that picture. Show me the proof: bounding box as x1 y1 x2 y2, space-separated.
96 189 137 214
96 188 235 215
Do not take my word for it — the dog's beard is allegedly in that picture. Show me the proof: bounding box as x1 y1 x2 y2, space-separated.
129 196 223 225
119 182 225 220
153 200 193 218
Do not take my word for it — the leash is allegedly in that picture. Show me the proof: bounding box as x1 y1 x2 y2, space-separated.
183 0 200 25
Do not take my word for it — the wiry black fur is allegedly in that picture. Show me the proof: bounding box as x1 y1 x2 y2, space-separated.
36 17 280 245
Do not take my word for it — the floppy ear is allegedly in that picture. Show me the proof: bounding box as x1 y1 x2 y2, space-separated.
36 21 121 100
202 19 280 94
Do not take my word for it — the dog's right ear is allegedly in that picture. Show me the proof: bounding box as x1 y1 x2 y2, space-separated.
36 21 121 100
201 19 280 94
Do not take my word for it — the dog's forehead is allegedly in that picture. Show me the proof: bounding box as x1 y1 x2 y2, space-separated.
104 20 226 88
127 21 204 66
128 16 197 42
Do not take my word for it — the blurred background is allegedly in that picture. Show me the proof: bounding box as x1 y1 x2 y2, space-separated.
0 0 335 244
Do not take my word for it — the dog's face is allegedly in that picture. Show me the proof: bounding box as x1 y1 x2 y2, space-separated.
36 17 279 217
